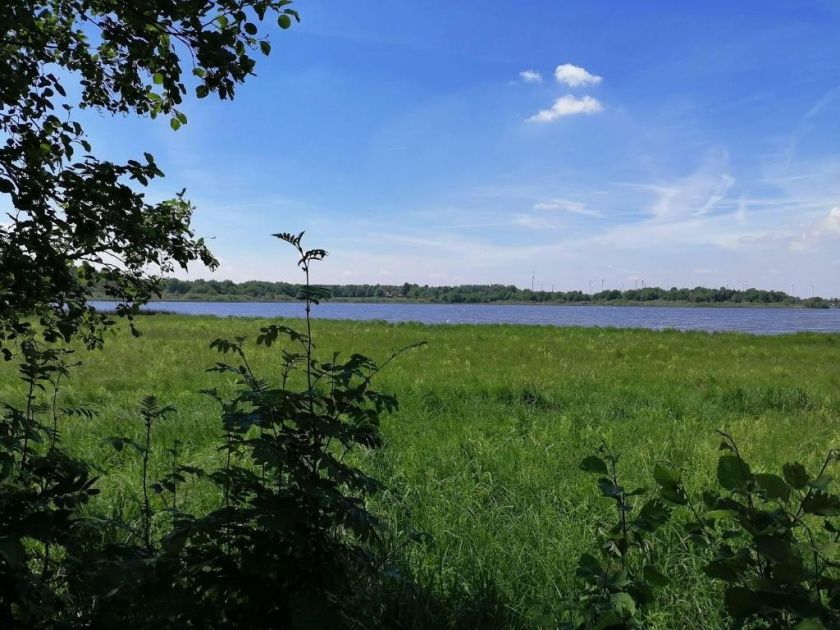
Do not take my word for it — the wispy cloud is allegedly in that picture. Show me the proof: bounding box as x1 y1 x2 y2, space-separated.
823 207 840 234
526 95 604 123
533 198 603 218
554 63 602 87
642 151 736 220
519 69 543 84
513 213 562 230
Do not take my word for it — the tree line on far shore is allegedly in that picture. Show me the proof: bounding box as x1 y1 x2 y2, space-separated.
139 278 836 308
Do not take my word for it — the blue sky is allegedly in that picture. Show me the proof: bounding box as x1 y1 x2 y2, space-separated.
85 1 840 296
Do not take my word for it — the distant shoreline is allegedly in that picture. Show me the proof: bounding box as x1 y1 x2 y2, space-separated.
91 296 833 309
94 280 836 309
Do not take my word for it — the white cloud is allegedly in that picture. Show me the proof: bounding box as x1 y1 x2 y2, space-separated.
519 69 542 84
554 63 602 87
533 198 603 218
824 207 840 233
526 95 603 123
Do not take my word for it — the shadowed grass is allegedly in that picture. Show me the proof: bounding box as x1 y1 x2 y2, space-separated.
1 315 838 627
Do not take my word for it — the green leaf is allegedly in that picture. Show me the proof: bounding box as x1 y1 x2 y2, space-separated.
196 85 209 98
580 455 608 475
260 40 271 55
575 552 602 579
610 592 636 619
807 473 833 490
705 552 751 582
107 437 125 451
773 559 807 584
643 565 669 587
170 118 181 131
598 478 622 498
794 619 824 630
717 455 751 492
658 482 688 506
783 462 809 489
594 611 622 630
278 14 292 29
724 586 761 620
754 473 790 502
653 463 681 485
608 570 630 589
244 22 258 35
297 285 332 302
0 537 25 568
637 498 670 532
802 490 840 516
754 534 793 563
153 72 164 84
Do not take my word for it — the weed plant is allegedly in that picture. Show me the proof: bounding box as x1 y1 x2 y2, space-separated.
0 234 423 627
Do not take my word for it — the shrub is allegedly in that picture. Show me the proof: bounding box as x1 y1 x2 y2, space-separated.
577 433 840 628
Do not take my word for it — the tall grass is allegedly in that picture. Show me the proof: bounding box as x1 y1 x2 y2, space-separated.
1 316 837 626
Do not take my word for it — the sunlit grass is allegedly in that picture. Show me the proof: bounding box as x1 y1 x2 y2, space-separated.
2 315 838 627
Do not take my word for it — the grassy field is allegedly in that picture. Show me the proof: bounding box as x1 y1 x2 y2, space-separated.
2 315 839 626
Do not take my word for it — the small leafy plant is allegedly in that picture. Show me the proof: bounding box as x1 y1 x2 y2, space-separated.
106 396 177 550
677 431 840 628
575 443 672 628
144 232 423 627
577 433 840 629
0 340 98 625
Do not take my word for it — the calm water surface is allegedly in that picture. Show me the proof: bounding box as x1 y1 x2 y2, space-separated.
89 301 840 335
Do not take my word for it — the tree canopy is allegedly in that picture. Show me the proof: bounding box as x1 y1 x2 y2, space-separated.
125 278 834 308
0 0 299 357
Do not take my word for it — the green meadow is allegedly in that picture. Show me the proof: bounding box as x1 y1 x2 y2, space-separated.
2 315 838 627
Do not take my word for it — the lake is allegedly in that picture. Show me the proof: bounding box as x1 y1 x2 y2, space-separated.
89 301 840 335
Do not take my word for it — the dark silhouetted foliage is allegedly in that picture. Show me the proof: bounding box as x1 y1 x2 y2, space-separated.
0 0 302 357
0 233 427 628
